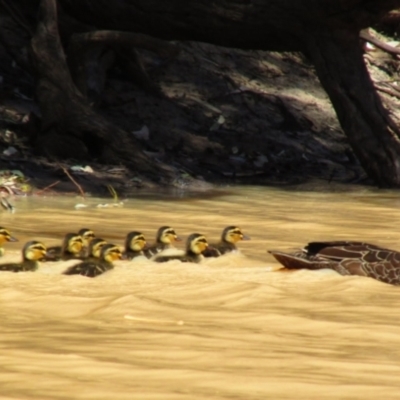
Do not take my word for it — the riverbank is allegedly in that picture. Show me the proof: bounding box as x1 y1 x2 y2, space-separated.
1 29 398 197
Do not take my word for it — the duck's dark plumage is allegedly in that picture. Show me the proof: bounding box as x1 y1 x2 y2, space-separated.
144 226 181 258
269 240 400 285
63 243 122 278
0 241 47 272
203 226 250 257
154 233 208 263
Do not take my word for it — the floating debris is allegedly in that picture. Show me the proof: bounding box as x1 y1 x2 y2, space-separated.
96 202 124 208
74 203 88 209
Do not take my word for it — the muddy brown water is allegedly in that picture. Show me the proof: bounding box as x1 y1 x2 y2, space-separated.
1 184 400 399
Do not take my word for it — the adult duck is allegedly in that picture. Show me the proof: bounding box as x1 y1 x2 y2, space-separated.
269 240 400 285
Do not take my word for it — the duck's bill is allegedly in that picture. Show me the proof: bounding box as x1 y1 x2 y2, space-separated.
175 236 183 242
242 235 251 241
7 236 18 242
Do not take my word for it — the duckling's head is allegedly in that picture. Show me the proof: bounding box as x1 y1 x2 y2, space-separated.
187 233 208 255
22 241 47 261
0 227 18 246
101 244 123 262
156 226 181 244
125 231 146 252
88 238 107 258
62 233 84 255
78 228 95 247
222 226 250 244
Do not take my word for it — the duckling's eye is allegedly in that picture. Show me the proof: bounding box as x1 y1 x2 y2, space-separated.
197 238 207 244
232 230 242 235
136 235 145 241
165 230 175 235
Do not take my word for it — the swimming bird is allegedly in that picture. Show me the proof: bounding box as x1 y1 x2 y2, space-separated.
144 226 181 258
84 237 108 260
0 241 47 272
78 228 96 247
0 227 18 256
45 233 84 261
124 231 147 260
63 243 122 278
269 241 400 285
203 226 250 257
154 233 208 263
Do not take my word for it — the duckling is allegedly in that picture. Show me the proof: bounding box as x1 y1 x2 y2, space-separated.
124 231 147 260
78 228 96 248
0 241 47 272
45 233 84 261
154 233 208 263
0 227 18 257
63 243 122 278
78 228 96 257
203 226 250 257
84 237 108 260
144 226 181 258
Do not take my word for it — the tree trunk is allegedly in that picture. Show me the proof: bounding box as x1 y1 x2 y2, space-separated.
306 30 400 186
30 0 173 179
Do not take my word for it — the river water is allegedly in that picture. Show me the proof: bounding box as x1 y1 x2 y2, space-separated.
1 184 400 399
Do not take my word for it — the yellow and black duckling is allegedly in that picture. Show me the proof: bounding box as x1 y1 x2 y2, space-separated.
78 228 96 257
124 231 147 260
144 226 181 258
0 227 18 257
203 226 250 257
0 241 47 272
78 228 96 247
81 237 108 261
45 233 84 261
63 243 122 278
269 240 400 286
154 233 208 263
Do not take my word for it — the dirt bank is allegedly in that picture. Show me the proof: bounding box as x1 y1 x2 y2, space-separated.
1 31 398 197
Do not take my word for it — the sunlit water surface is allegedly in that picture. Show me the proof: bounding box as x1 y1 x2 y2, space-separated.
1 184 400 399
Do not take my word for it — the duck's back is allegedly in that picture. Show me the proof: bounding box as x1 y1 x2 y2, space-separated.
63 259 113 277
